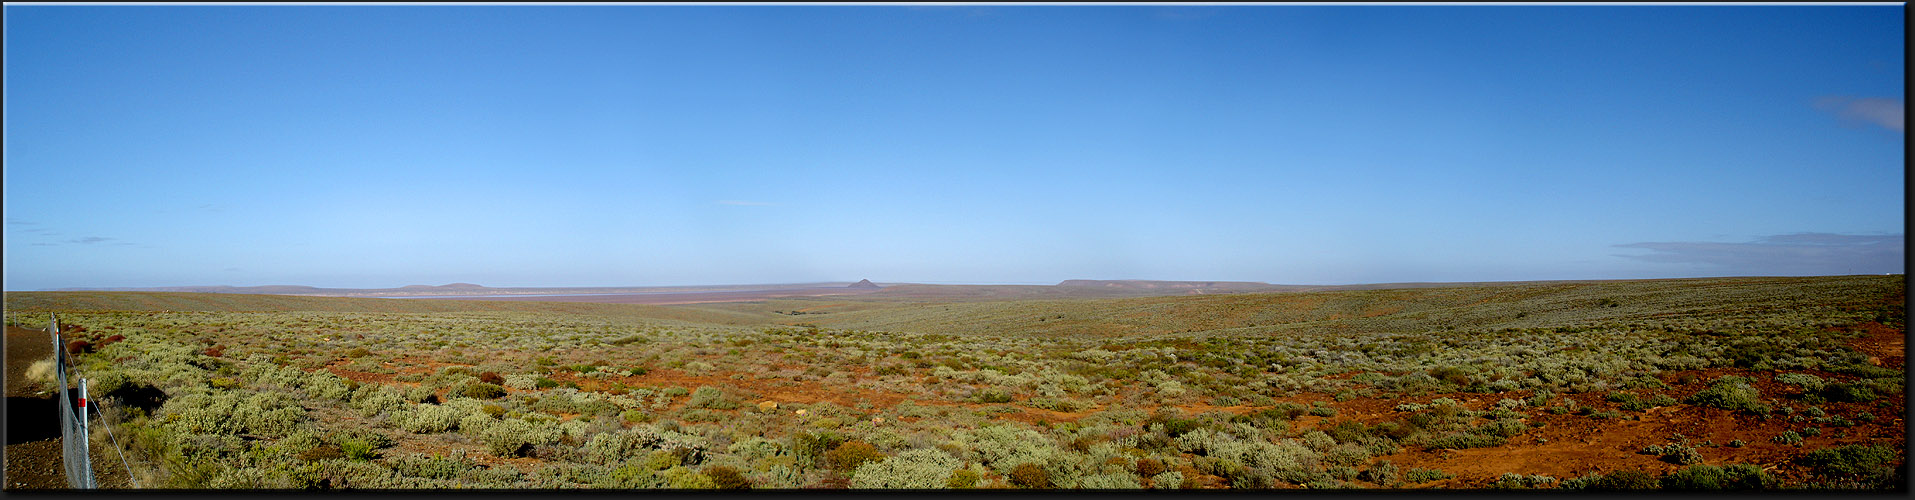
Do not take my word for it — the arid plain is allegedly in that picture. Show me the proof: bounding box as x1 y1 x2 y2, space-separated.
4 275 1904 490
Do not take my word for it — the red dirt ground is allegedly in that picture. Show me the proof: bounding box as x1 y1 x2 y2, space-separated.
1848 322 1905 369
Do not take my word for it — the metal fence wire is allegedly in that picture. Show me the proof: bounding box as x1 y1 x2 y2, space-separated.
49 313 96 489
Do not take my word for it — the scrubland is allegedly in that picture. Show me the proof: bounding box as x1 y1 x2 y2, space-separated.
3 274 1904 490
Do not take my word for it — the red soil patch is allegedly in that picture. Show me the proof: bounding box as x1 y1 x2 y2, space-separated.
1361 305 1406 318
1846 322 1905 369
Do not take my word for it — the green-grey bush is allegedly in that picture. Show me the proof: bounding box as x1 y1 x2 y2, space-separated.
1421 432 1504 450
1560 469 1658 490
1403 467 1452 483
849 448 963 488
661 466 715 489
1772 431 1804 445
351 385 408 417
1488 473 1556 489
400 403 464 434
292 458 410 489
1643 443 1704 465
1174 428 1320 485
686 386 738 409
1660 464 1776 490
1775 373 1827 392
1077 472 1143 489
1686 377 1768 414
1798 444 1899 477
386 452 482 481
304 371 354 401
482 418 560 458
582 425 708 466
161 390 308 437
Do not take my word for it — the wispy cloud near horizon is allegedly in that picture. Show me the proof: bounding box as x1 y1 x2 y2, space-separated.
1816 96 1905 132
1616 233 1904 276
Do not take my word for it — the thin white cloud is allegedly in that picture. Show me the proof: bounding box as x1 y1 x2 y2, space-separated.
69 236 115 244
1616 233 1903 275
1816 96 1905 132
716 200 774 206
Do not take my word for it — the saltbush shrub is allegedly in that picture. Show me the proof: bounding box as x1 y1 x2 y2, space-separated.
791 431 846 469
1403 468 1452 483
1077 472 1143 489
850 448 963 488
686 386 737 409
1819 382 1880 403
1565 469 1658 490
303 372 353 401
704 465 750 489
1422 432 1504 450
1359 460 1400 486
1772 431 1804 445
1775 373 1826 392
458 383 507 400
401 404 464 434
1174 428 1320 485
482 418 558 457
387 452 480 481
1643 443 1704 465
1797 445 1898 477
162 390 308 437
1009 462 1052 488
580 426 707 466
1149 470 1183 489
824 441 884 472
1659 464 1775 490
1135 457 1165 478
1686 377 1768 414
662 466 714 489
1488 473 1556 489
330 428 392 462
946 468 980 488
975 388 1014 404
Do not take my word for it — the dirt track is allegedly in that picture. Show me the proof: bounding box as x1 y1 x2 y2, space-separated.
6 324 64 489
5 324 137 490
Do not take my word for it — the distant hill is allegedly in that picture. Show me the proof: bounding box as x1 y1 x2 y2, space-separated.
848 279 881 290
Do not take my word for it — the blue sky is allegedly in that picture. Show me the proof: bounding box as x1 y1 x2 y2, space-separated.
3 5 1904 290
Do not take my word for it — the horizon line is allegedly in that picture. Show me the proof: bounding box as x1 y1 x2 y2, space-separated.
19 273 1904 293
